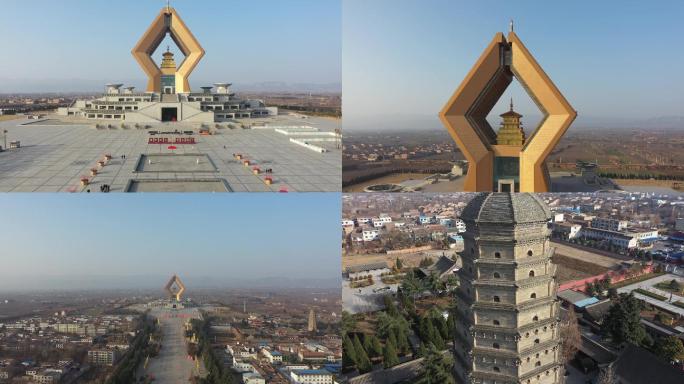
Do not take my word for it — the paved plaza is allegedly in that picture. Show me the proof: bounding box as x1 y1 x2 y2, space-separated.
343 278 399 314
0 114 341 192
617 273 684 317
144 307 203 383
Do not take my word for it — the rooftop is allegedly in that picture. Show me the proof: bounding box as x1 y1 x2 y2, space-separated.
461 193 551 224
613 344 684 384
345 262 389 274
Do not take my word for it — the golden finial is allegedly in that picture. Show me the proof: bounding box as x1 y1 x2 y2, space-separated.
510 19 514 33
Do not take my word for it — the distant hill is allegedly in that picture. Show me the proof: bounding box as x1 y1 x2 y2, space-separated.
344 113 684 132
0 78 341 94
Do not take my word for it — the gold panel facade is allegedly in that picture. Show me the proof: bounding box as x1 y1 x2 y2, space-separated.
439 31 576 192
131 7 205 93
164 274 186 302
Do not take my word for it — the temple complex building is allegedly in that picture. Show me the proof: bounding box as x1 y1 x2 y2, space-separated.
58 6 277 123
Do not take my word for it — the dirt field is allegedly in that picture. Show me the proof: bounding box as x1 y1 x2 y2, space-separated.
343 252 439 270
552 254 610 283
0 115 22 122
551 242 625 268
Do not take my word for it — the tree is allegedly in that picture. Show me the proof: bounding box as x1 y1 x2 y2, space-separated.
596 365 615 384
419 343 455 384
341 311 357 335
426 273 445 295
668 279 681 292
342 334 357 369
607 287 618 299
395 327 410 355
383 336 400 368
367 335 383 359
400 271 424 305
654 336 684 363
586 281 597 297
395 257 403 270
560 305 581 363
417 342 428 358
363 334 374 358
419 257 434 268
353 335 372 373
383 295 399 317
375 311 405 340
601 293 647 345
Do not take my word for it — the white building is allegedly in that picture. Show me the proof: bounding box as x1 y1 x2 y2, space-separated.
418 215 434 225
261 348 283 364
231 358 254 373
362 229 380 242
625 229 659 244
357 217 372 225
33 371 62 384
454 218 466 233
580 227 637 250
590 217 629 232
372 216 392 228
58 81 276 123
341 219 355 227
87 349 118 366
345 262 391 280
290 369 334 384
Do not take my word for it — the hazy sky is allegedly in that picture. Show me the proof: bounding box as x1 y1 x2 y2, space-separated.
343 0 684 130
0 194 341 290
0 0 341 92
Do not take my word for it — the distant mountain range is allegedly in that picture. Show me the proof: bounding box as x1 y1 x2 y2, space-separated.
0 274 342 292
344 113 684 132
0 78 341 94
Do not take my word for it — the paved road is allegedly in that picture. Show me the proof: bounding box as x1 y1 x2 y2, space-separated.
617 273 684 316
144 307 203 383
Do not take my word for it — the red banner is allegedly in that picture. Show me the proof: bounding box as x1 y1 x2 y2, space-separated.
148 137 196 145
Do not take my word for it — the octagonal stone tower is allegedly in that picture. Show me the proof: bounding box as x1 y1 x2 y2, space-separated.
453 193 562 384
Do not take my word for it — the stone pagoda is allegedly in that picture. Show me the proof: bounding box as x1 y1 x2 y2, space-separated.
453 193 562 384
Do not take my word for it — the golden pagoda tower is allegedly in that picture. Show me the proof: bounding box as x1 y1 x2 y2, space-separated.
496 98 526 146
160 46 177 75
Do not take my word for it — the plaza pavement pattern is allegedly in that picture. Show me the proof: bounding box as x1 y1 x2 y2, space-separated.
0 115 341 192
144 307 203 383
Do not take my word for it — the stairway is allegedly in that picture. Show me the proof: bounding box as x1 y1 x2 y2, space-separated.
161 94 179 103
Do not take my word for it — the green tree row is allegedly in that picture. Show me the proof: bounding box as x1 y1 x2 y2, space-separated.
189 317 236 384
107 315 156 384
